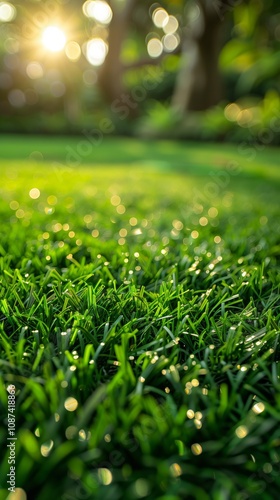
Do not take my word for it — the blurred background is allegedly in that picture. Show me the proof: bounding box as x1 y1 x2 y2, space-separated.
0 0 280 142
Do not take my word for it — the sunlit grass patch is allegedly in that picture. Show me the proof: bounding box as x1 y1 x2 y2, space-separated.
0 141 279 500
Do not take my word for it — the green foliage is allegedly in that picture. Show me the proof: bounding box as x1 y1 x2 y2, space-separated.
0 137 280 499
0 0 279 138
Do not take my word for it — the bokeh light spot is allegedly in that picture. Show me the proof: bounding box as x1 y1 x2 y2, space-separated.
191 230 199 239
26 62 44 80
224 102 241 122
8 89 25 108
152 8 168 28
29 188 41 199
163 15 179 34
0 2 16 22
65 41 81 61
83 1 113 24
147 38 163 58
86 38 108 66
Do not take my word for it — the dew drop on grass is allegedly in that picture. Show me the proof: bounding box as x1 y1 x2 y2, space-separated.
64 397 78 412
252 402 265 414
78 429 87 441
191 379 199 387
235 425 248 439
172 219 183 230
199 217 208 226
263 463 273 474
29 188 40 199
132 228 142 235
193 204 203 214
116 204 126 214
208 207 218 218
111 195 121 206
8 488 27 500
194 419 202 429
119 228 127 237
199 369 207 375
191 443 202 455
44 207 54 215
129 217 137 226
41 440 54 457
98 468 113 485
169 463 182 477
10 200 19 210
53 223 62 232
134 478 150 496
65 426 77 439
16 209 25 218
83 214 92 223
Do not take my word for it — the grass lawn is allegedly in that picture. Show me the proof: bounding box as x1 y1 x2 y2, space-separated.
0 136 280 500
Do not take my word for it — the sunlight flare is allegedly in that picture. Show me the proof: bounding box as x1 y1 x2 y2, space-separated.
42 26 67 53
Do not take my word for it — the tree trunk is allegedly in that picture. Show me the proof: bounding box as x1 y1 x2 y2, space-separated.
172 0 227 112
98 0 138 104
